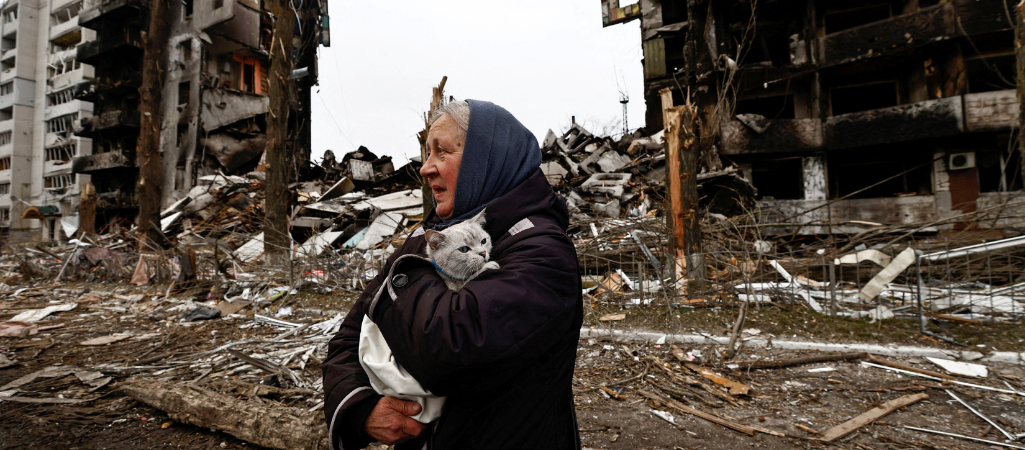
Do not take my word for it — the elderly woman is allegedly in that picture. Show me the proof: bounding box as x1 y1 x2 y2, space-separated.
322 100 583 449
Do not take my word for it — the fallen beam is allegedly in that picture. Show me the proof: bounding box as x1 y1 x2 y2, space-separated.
736 352 867 370
819 393 928 443
122 380 327 450
637 389 755 436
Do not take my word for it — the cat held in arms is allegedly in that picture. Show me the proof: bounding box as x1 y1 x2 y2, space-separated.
358 208 499 423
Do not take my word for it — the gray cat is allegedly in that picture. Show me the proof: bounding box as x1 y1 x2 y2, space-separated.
357 208 500 424
425 208 500 291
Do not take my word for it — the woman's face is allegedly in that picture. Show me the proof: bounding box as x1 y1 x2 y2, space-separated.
421 114 465 219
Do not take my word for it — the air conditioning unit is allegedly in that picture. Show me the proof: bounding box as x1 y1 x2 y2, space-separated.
949 152 975 171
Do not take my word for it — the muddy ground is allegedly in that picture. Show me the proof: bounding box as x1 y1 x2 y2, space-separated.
1 282 1023 449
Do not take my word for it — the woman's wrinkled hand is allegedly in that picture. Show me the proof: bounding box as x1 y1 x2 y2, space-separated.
363 397 425 445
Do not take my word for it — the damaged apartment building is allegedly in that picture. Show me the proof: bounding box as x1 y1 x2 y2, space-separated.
0 0 96 240
68 0 327 235
603 0 1023 234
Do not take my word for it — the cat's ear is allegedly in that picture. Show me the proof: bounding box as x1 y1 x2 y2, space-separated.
425 230 445 250
469 208 487 226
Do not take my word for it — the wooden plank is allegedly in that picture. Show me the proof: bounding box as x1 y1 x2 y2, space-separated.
819 393 929 443
964 90 1019 132
637 390 756 436
825 97 963 149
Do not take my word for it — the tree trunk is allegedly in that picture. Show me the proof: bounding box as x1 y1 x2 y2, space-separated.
136 0 170 250
123 380 328 450
1016 3 1025 185
79 181 96 238
264 2 297 264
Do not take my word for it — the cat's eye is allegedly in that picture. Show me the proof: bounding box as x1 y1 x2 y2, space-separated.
458 246 470 253
480 238 487 245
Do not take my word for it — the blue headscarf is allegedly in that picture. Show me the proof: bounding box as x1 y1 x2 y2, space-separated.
433 99 541 230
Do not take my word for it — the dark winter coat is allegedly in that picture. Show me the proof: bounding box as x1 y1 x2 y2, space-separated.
322 169 583 450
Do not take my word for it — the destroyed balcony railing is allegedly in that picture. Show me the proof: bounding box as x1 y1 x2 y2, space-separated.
76 28 143 66
75 110 140 138
78 0 145 29
71 150 134 174
70 72 143 102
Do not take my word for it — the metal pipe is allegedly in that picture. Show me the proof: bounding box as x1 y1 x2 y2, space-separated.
862 362 1024 395
946 390 1016 441
904 426 1025 449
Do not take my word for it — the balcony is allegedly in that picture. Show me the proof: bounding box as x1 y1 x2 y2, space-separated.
79 0 144 29
825 97 964 150
0 119 12 134
71 150 133 174
70 71 139 102
1 47 15 62
52 0 80 12
76 109 139 137
76 28 142 65
47 100 93 122
2 20 16 38
49 65 94 90
50 18 80 42
0 78 35 110
722 118 823 155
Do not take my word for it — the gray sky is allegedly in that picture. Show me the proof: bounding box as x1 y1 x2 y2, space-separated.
311 0 646 166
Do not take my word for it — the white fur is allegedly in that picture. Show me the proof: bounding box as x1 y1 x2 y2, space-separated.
425 208 500 290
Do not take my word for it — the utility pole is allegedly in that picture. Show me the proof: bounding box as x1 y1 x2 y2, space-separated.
264 0 297 264
137 0 170 250
417 76 447 217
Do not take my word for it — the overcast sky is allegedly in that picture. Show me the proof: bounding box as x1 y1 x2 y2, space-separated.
310 0 646 166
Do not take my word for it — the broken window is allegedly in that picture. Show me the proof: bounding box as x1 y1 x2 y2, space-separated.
214 0 224 9
232 54 263 94
1 57 15 73
44 173 74 189
178 81 191 109
176 124 188 148
1 35 15 51
46 114 76 134
0 207 9 223
828 146 933 199
48 57 81 78
978 147 1023 193
823 4 891 35
0 131 11 146
735 94 796 119
830 81 898 116
179 39 192 62
0 157 11 170
966 55 1015 94
0 183 9 195
49 1 82 26
45 142 76 162
0 81 11 96
2 10 16 24
751 157 804 200
183 0 194 20
47 88 75 106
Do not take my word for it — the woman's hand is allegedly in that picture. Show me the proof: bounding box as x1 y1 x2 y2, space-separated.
363 397 425 445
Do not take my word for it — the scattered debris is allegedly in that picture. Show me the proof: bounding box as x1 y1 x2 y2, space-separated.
926 357 988 378
818 393 928 443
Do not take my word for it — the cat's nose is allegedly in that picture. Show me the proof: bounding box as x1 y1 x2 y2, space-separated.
479 251 487 259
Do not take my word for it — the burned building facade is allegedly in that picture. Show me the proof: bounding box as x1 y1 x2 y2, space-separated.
603 0 1021 234
72 0 327 231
